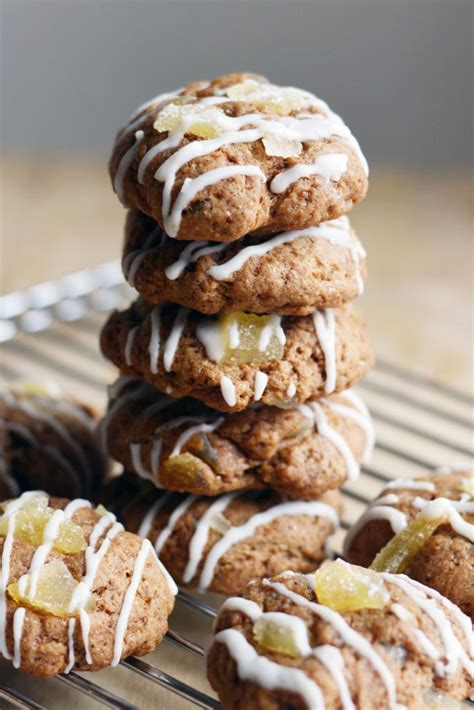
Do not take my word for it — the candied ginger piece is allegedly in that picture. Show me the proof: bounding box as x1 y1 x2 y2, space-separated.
8 559 82 617
154 103 223 138
226 80 311 115
187 432 222 473
253 612 309 658
370 507 447 574
209 511 231 536
315 560 389 612
0 497 87 554
220 312 285 365
262 134 302 158
163 452 203 483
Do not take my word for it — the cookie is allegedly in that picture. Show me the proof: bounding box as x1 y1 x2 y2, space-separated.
100 301 373 412
0 491 176 676
344 470 474 617
107 476 342 595
109 73 368 243
0 383 107 500
123 211 367 315
207 562 474 709
101 377 374 499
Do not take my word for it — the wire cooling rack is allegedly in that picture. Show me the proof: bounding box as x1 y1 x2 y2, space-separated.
0 262 473 709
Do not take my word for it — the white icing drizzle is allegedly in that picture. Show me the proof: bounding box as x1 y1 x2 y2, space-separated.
198 501 339 592
390 603 440 661
163 307 190 371
182 492 241 583
344 486 474 559
65 618 76 673
412 496 474 542
258 315 286 351
265 579 401 710
299 401 361 481
144 216 365 298
326 390 375 463
270 153 348 194
116 88 182 143
124 228 164 288
312 309 336 393
287 382 297 398
137 493 173 538
154 495 198 555
342 504 407 559
111 538 151 666
228 320 240 349
254 371 269 401
124 325 139 366
382 574 474 678
0 493 90 670
12 607 25 669
164 164 266 237
220 375 237 407
149 306 162 375
118 78 368 238
114 130 144 204
215 570 473 709
214 627 325 709
169 417 224 457
195 319 225 362
130 443 154 481
165 240 226 281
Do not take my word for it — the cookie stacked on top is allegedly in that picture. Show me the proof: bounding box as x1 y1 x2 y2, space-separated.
100 73 375 594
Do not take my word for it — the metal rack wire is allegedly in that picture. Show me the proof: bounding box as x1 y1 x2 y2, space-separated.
0 264 472 709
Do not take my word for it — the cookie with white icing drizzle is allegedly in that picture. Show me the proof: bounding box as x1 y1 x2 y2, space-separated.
122 210 367 315
207 564 474 709
109 73 368 243
100 377 374 499
104 476 342 595
344 470 474 618
0 492 176 676
0 383 107 500
99 300 373 412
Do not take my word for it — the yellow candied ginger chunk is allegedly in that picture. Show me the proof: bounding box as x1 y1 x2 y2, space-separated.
163 451 203 484
0 498 87 554
315 560 389 613
225 79 311 115
220 312 285 365
154 102 223 138
253 612 309 658
370 506 448 574
8 559 81 617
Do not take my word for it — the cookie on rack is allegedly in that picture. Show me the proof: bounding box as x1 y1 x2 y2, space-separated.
123 211 367 315
105 475 342 596
101 377 374 499
109 73 368 243
100 300 373 412
344 470 474 617
0 491 176 676
0 382 108 500
207 561 474 709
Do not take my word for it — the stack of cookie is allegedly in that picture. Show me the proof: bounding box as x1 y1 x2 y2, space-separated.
100 73 375 595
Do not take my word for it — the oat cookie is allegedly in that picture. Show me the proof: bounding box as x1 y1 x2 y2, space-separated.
100 301 374 412
109 477 342 595
101 377 374 499
0 383 107 500
344 470 474 617
0 492 176 676
123 210 367 315
207 562 474 708
110 73 368 242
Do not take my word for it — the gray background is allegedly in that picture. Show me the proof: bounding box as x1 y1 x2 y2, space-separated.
1 0 472 165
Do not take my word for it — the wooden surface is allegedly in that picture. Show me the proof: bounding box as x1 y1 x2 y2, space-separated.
2 158 472 391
